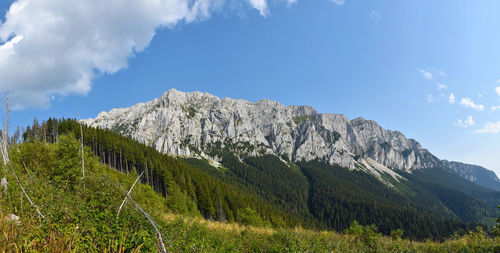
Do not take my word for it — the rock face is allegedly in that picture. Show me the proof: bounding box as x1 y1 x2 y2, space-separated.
440 161 500 191
83 89 500 189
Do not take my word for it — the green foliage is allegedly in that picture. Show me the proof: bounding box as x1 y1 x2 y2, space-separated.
239 208 266 227
391 229 404 241
2 137 168 251
18 118 495 243
495 205 500 237
292 115 314 125
166 183 196 215
408 168 500 224
346 221 382 250
300 160 472 240
52 134 84 188
22 118 301 228
187 106 197 118
1 130 500 251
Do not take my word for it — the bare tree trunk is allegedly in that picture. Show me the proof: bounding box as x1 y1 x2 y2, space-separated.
2 96 9 166
43 124 47 143
117 171 144 219
55 121 59 143
77 112 85 191
1 96 9 188
120 149 122 172
145 160 149 185
118 183 167 253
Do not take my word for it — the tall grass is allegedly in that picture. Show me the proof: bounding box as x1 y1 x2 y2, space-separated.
3 203 499 252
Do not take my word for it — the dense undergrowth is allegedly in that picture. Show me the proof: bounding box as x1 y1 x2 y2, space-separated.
1 135 500 252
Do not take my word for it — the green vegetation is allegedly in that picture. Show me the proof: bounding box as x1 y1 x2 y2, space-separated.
292 115 314 125
1 120 499 251
23 118 302 227
181 106 197 119
0 135 500 252
1 135 170 251
187 107 197 119
299 160 476 240
13 119 500 244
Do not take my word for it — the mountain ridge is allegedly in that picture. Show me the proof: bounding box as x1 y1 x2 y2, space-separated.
83 88 500 190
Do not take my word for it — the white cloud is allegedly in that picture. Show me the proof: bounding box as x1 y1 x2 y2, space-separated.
491 105 500 111
449 93 456 104
436 83 447 91
475 121 500 134
455 116 475 128
420 70 433 80
248 0 269 16
496 86 500 96
0 0 296 109
329 0 345 5
369 10 381 21
460 98 484 111
436 70 446 77
426 94 434 103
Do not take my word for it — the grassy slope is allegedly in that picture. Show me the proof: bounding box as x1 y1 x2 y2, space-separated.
0 136 499 252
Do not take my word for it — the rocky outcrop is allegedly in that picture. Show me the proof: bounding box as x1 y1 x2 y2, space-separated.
440 161 500 191
83 89 499 189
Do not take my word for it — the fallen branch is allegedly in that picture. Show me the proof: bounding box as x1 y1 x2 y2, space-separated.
8 163 45 220
117 171 144 219
21 158 34 183
118 183 167 253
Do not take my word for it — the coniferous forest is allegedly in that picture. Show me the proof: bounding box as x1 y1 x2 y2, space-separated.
0 117 498 252
16 118 499 241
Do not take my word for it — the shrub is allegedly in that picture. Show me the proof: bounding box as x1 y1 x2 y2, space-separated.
346 221 382 250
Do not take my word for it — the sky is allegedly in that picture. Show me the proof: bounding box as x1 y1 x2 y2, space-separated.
1 0 500 175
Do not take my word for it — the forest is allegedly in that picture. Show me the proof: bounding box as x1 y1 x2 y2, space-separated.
0 118 496 251
14 118 499 241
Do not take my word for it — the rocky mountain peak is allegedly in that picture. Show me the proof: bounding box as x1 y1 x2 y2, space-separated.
83 89 500 190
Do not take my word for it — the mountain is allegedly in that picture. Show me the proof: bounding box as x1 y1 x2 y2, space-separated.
4 133 499 251
440 161 500 191
23 118 499 240
83 89 500 191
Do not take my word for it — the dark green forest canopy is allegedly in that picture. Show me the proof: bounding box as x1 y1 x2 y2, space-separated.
19 118 498 240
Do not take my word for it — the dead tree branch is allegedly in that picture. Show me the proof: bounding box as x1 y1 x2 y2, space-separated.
8 163 45 220
21 159 34 183
118 183 167 253
117 171 144 219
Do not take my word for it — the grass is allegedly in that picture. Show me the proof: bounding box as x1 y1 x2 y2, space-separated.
3 195 499 252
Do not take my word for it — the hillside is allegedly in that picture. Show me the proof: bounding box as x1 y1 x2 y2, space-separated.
1 133 499 252
83 89 500 191
17 118 500 241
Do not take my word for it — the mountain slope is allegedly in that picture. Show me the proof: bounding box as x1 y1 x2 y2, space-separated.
23 118 486 240
441 161 500 191
2 136 498 251
83 89 500 191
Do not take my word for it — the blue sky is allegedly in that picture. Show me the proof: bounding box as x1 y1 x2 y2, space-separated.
1 0 500 175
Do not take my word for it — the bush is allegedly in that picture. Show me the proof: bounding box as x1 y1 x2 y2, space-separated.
345 221 382 250
239 208 264 227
